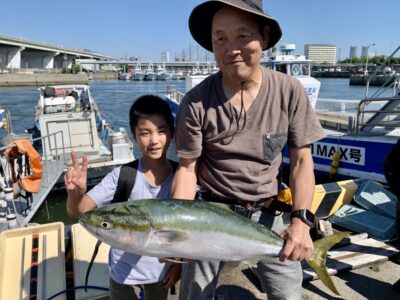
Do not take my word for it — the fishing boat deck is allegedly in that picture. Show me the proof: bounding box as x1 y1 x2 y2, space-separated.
0 157 66 233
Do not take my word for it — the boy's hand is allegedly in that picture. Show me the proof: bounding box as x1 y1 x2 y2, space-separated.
163 263 181 289
64 150 88 198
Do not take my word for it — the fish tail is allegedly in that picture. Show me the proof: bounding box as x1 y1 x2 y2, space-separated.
306 231 351 295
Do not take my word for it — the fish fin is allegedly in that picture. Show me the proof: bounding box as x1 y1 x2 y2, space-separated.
153 230 190 244
306 231 351 295
244 258 265 267
208 202 232 211
161 257 187 264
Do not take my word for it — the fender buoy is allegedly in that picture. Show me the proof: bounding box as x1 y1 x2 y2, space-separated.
328 150 342 177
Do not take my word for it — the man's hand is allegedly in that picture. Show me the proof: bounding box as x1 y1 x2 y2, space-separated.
163 263 181 289
64 150 88 198
279 218 314 261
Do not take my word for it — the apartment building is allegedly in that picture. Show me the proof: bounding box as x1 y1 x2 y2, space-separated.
304 44 337 64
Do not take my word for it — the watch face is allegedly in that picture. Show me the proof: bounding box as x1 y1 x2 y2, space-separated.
291 209 315 226
305 209 315 224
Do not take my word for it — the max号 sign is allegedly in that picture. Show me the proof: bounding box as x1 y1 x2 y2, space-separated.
311 142 365 166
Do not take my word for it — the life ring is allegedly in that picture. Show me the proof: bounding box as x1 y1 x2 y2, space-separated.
4 139 43 193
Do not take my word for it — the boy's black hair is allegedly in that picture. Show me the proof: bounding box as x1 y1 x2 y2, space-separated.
129 94 174 135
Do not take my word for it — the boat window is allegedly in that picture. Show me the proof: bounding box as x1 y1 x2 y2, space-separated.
291 64 301 76
276 64 287 74
302 64 310 76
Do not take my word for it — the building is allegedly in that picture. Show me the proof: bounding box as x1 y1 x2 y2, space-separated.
304 44 337 64
161 51 170 62
349 46 358 59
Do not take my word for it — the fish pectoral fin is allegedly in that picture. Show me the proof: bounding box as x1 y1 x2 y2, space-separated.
245 257 265 267
153 230 190 244
208 202 232 211
160 257 187 264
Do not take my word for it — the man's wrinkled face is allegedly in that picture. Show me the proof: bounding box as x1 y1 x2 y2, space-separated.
211 6 269 82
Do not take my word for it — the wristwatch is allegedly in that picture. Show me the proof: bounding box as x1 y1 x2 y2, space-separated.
290 209 315 227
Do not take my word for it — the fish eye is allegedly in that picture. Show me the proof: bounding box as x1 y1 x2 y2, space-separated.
100 222 112 229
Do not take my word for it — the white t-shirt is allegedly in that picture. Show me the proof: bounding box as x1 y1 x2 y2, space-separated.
87 159 174 285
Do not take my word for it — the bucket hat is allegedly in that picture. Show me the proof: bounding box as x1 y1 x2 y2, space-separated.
189 0 282 52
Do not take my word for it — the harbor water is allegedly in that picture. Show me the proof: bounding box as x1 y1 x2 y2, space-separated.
0 78 389 225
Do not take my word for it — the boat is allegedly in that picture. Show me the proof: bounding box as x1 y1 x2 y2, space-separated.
263 44 321 109
170 71 184 80
296 46 400 184
156 63 171 81
190 62 203 76
165 74 207 117
33 85 134 172
132 62 145 81
118 73 131 80
144 63 157 81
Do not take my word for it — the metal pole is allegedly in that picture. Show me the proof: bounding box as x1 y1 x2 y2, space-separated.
364 43 375 76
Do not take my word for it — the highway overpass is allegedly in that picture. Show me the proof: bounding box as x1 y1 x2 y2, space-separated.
0 34 113 70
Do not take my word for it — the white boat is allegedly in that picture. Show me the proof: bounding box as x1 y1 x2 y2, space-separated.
263 44 321 109
190 62 203 76
133 62 145 81
156 63 171 81
118 73 131 80
33 84 135 186
170 71 184 80
144 63 157 81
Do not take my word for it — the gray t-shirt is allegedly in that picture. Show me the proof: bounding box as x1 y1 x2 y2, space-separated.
175 67 325 201
87 159 174 285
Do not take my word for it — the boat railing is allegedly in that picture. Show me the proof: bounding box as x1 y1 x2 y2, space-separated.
166 86 185 104
355 96 400 134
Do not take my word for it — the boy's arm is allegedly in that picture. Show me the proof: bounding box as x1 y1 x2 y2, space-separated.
171 158 197 200
64 150 97 218
67 194 97 218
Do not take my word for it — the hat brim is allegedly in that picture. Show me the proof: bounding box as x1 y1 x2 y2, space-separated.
189 0 282 52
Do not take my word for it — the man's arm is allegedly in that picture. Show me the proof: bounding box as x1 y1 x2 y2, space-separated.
171 158 198 200
280 145 315 261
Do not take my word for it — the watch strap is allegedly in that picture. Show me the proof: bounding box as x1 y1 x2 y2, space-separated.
290 209 315 227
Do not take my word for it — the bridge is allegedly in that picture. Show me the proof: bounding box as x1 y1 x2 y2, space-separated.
0 34 113 70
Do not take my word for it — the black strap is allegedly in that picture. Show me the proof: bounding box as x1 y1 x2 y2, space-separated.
111 159 178 204
111 159 139 204
85 239 102 292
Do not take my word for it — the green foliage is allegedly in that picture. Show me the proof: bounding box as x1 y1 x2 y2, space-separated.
61 64 81 74
338 56 400 65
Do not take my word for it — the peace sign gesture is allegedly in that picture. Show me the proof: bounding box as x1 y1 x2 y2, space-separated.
64 150 88 198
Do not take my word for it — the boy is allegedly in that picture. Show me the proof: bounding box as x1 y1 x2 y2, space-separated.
65 95 180 300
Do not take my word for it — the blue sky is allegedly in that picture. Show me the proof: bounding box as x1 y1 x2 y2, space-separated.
0 0 398 60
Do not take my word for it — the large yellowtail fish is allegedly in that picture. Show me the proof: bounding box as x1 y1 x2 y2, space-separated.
80 199 349 295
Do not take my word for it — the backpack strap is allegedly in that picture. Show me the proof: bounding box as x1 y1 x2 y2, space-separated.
111 159 178 204
112 159 139 204
169 160 179 173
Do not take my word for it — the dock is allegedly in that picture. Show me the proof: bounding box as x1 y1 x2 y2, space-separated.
0 145 67 232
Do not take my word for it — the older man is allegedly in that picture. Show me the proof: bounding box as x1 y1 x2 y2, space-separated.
171 1 325 299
